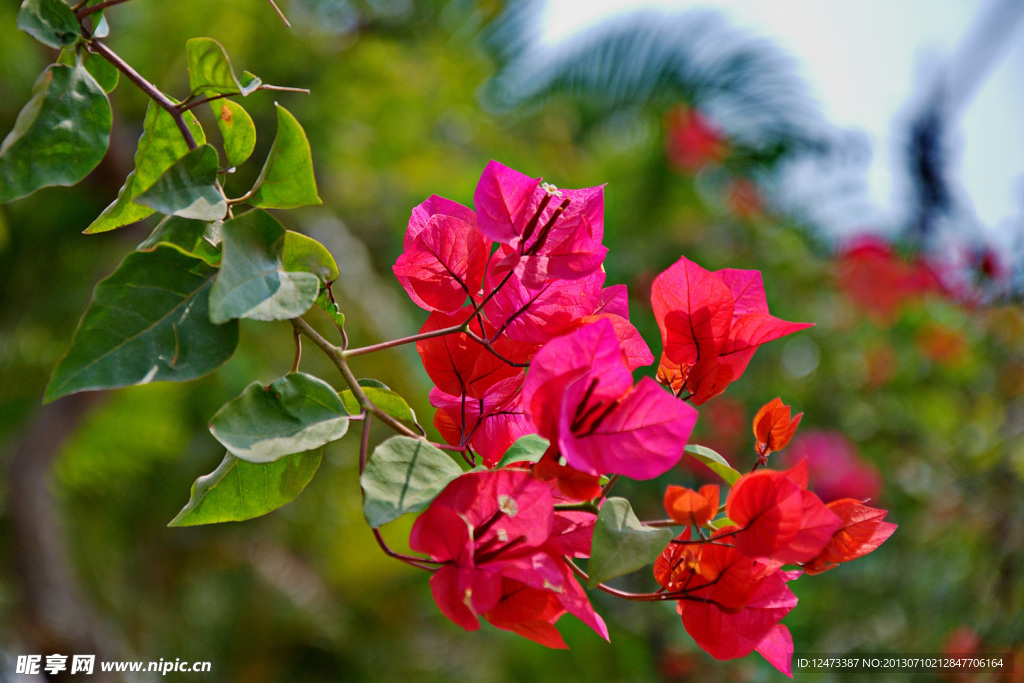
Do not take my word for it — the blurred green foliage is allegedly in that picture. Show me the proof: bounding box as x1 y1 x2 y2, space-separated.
1 1 1022 681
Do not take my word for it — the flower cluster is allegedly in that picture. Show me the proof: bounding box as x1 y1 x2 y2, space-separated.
390 161 895 674
656 461 896 675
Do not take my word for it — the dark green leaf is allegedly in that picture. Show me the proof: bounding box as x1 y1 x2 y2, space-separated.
168 448 322 526
134 144 226 220
209 372 349 463
588 497 673 587
0 64 111 203
58 47 118 93
361 436 463 528
208 209 320 323
186 37 248 97
495 434 549 469
85 101 206 234
339 385 419 428
685 444 741 485
138 215 221 266
209 98 255 168
45 246 238 403
18 0 80 48
283 231 339 282
314 289 345 328
246 104 321 209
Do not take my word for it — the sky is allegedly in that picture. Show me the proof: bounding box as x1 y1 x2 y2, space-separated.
541 0 1024 244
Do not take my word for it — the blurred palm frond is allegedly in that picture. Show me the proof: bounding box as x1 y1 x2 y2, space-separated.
481 3 821 153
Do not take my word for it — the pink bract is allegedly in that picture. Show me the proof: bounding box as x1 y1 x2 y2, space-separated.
474 160 608 288
408 469 608 647
523 319 697 479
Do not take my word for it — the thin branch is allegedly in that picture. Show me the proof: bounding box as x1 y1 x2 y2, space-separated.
359 412 372 474
291 317 418 438
76 0 134 19
342 321 467 359
371 529 438 571
88 41 197 149
265 0 291 26
639 519 682 528
601 473 620 497
290 325 302 373
553 502 599 514
464 328 529 367
178 84 312 113
565 559 670 602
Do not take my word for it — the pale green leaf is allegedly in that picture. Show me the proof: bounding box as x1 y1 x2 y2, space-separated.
209 372 349 463
168 448 322 526
361 436 463 528
208 209 320 323
246 104 321 209
588 497 673 587
209 98 255 168
685 444 742 485
85 101 206 234
135 144 226 220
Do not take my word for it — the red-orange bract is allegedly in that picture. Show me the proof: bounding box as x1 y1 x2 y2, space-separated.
663 484 720 528
802 498 897 575
652 257 812 404
753 397 803 455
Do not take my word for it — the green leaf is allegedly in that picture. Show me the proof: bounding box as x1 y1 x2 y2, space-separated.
588 497 673 588
495 434 549 469
186 37 248 97
283 231 339 282
209 372 349 463
168 448 322 526
137 215 221 266
246 104 321 209
45 246 238 403
208 209 320 323
0 64 111 203
361 436 464 528
685 444 742 485
18 0 81 48
239 70 263 96
209 98 255 168
134 144 226 220
58 47 118 93
339 385 419 428
85 101 206 234
314 289 345 328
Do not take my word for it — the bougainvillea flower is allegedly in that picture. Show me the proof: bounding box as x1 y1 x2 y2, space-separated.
408 469 608 647
654 530 801 676
802 498 896 575
664 106 728 173
430 381 532 468
652 257 812 404
654 528 762 611
753 397 803 457
726 465 842 566
393 195 490 314
523 319 697 481
679 568 800 677
780 430 882 503
483 255 652 368
474 160 608 288
416 307 529 399
663 484 720 528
